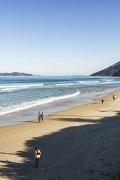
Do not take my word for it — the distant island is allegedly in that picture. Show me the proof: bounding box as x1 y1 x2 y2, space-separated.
91 61 120 76
0 72 33 76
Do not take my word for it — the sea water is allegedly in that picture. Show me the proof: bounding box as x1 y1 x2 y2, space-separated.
0 76 120 126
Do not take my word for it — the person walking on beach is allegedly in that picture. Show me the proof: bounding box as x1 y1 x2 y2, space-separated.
113 95 116 100
102 99 104 103
34 147 41 167
38 111 41 122
41 112 44 122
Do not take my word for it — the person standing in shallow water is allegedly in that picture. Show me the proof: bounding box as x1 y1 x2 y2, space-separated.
41 112 44 122
34 147 41 167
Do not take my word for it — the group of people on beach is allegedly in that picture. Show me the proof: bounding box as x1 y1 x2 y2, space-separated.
35 94 117 168
38 111 44 122
101 94 117 104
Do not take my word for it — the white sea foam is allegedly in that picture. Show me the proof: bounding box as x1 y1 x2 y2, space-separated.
78 80 100 84
104 79 114 82
0 83 44 92
0 79 119 93
82 87 119 99
0 91 80 116
78 80 120 85
55 83 74 86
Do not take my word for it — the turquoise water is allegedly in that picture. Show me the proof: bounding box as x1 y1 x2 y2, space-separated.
0 76 120 126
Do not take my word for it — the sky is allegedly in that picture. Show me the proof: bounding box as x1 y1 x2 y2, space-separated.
0 0 120 76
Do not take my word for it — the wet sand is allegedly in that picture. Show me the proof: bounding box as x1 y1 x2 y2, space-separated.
0 90 120 179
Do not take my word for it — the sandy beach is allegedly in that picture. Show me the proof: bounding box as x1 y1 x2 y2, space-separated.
0 90 120 180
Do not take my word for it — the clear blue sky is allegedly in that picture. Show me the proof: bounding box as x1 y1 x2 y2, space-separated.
0 0 120 75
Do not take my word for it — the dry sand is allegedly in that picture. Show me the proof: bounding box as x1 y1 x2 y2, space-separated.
0 90 120 180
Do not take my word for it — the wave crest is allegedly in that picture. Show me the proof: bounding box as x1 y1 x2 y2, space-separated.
0 91 80 116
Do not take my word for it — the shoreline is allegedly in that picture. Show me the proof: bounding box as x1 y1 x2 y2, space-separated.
0 89 120 179
0 87 119 127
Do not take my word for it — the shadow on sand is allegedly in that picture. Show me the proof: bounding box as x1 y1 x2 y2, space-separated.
1 112 120 180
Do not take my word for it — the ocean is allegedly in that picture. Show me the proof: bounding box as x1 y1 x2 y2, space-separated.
0 75 120 126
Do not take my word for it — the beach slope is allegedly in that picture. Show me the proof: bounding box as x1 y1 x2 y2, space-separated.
0 90 120 179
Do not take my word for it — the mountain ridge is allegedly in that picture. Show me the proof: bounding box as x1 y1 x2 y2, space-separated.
91 62 120 76
0 72 33 76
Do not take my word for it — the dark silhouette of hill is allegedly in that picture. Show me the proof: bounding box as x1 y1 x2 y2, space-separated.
0 72 33 76
91 61 120 76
